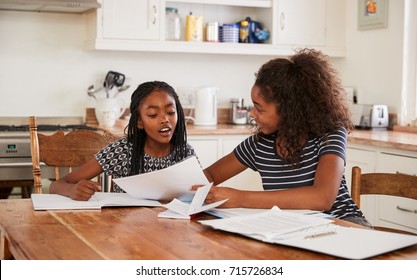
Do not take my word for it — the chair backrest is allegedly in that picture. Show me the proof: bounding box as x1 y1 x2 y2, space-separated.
351 166 417 234
351 166 417 209
29 116 119 194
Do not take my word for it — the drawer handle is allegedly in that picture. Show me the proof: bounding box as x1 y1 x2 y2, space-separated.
396 206 417 213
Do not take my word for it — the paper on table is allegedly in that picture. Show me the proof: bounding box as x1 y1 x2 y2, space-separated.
31 192 161 211
199 206 417 259
112 156 209 201
158 183 228 219
205 208 332 219
200 206 332 240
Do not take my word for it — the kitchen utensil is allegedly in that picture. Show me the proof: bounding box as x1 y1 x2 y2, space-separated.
194 87 218 126
87 84 103 99
103 71 126 98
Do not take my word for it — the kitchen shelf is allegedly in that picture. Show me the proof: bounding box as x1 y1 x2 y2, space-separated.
168 0 272 8
85 0 346 57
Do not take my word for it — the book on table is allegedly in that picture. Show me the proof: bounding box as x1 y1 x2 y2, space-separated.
31 192 162 210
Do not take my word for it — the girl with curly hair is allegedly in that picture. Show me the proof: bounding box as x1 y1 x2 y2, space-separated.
197 49 371 227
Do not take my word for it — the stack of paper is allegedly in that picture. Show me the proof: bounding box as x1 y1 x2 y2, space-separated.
199 207 417 259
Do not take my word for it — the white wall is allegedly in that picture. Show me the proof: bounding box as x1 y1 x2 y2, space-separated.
0 11 272 118
0 1 406 118
335 0 405 115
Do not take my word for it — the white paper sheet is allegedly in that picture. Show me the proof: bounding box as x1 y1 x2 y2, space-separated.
112 156 209 201
158 183 228 219
31 192 161 210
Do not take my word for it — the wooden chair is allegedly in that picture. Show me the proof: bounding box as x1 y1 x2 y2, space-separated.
29 116 119 194
351 166 417 235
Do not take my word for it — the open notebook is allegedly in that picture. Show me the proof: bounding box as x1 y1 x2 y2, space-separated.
31 192 161 210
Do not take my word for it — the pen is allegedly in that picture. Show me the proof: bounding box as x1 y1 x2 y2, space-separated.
304 231 336 240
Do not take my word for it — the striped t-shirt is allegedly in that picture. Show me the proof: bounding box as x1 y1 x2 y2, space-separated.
233 128 365 220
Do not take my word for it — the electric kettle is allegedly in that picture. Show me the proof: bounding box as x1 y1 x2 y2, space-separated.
194 87 218 126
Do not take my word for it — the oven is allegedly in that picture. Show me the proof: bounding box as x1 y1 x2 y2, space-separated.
0 116 98 198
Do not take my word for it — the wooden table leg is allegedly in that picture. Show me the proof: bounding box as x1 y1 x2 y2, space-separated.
1 231 13 260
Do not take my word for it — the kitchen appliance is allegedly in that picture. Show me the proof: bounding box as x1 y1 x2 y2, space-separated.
0 0 100 14
0 117 98 196
194 87 218 126
230 98 247 124
351 104 389 130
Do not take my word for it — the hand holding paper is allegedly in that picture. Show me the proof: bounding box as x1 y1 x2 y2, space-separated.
158 183 228 219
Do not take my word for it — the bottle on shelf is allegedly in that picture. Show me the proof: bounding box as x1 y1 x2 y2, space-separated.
185 12 203 42
165 7 181 41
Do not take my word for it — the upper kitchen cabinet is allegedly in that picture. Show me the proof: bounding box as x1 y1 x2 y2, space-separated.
101 0 160 40
275 0 326 46
85 0 346 57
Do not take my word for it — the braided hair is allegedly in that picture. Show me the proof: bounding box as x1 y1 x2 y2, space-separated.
126 81 188 175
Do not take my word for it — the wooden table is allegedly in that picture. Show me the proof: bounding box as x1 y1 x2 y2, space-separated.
0 199 416 260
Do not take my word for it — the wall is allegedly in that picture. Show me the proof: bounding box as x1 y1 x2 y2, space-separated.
0 11 272 118
0 1 406 118
334 0 405 115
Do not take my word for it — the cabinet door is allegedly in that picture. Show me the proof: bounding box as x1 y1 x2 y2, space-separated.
188 137 219 169
276 0 326 46
221 137 263 191
378 153 417 175
102 0 160 40
345 147 377 193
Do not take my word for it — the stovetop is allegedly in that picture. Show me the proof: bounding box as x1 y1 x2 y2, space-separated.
0 116 96 132
0 124 97 132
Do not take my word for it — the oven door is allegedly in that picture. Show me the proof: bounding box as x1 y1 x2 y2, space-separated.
0 158 56 181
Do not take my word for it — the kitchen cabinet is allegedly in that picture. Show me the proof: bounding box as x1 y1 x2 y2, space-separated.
188 134 263 191
346 143 417 234
101 0 160 40
85 0 346 57
275 0 326 46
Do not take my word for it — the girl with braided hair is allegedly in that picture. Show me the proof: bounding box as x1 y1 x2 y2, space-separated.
50 81 196 200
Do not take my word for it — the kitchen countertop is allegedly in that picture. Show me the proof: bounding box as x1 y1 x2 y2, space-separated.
96 119 417 153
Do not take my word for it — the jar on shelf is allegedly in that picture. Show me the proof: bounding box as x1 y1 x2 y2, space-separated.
165 7 181 41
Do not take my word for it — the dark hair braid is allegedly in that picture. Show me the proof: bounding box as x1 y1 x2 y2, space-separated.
126 81 188 175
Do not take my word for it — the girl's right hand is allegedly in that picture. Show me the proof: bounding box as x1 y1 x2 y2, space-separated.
68 180 101 201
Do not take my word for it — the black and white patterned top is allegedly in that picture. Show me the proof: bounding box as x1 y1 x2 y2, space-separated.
234 128 366 220
95 137 196 192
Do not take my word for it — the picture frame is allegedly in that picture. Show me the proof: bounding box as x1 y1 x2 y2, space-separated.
358 0 388 30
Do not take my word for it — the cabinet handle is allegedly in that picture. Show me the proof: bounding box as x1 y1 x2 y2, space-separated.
280 12 285 30
150 5 157 25
396 206 417 214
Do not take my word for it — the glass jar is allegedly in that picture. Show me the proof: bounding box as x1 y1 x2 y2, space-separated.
165 7 181 41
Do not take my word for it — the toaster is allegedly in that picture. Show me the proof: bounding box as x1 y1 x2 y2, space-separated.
351 104 389 129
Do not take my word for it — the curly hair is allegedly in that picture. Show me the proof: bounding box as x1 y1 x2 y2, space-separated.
125 81 188 175
254 48 353 165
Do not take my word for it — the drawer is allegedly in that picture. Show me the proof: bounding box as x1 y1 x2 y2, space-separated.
378 196 417 231
378 153 417 175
